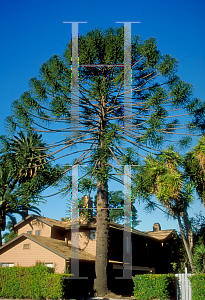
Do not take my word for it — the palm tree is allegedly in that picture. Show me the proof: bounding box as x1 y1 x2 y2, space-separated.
184 135 205 205
0 131 61 245
133 146 195 272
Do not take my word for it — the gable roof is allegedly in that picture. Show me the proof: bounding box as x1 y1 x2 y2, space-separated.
0 233 95 261
14 215 176 243
144 229 176 242
14 215 70 230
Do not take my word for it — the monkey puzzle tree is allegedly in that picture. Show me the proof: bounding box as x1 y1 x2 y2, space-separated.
5 27 204 295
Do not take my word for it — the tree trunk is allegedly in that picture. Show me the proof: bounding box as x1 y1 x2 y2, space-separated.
94 178 109 296
94 93 109 296
177 213 195 273
183 209 193 251
0 227 2 247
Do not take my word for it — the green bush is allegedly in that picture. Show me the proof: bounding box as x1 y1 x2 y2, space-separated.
133 274 175 300
0 264 71 299
189 274 205 300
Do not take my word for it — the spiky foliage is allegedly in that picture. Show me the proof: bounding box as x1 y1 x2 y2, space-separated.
133 146 196 272
0 131 62 245
5 27 203 295
184 136 205 205
193 238 205 273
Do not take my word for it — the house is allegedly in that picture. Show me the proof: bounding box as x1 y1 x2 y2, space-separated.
0 214 178 275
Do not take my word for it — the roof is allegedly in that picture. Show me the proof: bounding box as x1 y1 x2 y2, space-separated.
143 229 176 242
109 222 158 240
14 215 176 242
14 215 70 229
0 233 95 261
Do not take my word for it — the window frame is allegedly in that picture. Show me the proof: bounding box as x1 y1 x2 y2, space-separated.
0 263 14 267
89 229 96 240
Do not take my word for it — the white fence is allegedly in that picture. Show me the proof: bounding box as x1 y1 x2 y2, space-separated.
175 271 192 300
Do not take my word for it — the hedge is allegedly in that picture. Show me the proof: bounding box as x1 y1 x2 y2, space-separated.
133 274 175 300
0 264 71 299
189 274 205 300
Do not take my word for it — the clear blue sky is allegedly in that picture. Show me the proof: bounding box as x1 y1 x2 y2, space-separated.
0 0 205 232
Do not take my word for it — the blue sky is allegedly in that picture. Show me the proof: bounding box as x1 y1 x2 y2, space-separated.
0 0 205 232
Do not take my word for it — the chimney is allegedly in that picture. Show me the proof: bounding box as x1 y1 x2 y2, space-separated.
83 195 93 218
21 208 28 220
153 223 161 232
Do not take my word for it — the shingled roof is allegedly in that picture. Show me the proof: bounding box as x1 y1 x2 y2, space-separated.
143 229 176 242
14 215 70 229
0 233 95 261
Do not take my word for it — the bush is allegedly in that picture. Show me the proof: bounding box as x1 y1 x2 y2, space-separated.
189 274 205 300
0 264 71 299
133 274 175 300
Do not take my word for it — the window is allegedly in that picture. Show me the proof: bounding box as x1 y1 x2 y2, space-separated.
90 230 96 240
0 263 14 267
27 231 32 234
44 263 53 268
23 244 30 249
35 230 41 236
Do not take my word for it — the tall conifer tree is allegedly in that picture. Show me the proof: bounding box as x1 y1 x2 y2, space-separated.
5 27 204 295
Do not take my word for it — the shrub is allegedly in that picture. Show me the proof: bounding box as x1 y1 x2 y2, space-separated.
0 264 71 299
133 274 175 300
189 274 205 300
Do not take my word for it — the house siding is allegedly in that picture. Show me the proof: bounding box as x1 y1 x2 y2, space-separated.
0 238 66 273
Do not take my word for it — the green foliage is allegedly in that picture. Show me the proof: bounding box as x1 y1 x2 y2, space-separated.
189 274 205 300
0 264 71 299
193 238 205 273
133 274 175 299
184 136 205 205
191 212 205 244
2 230 17 243
0 131 62 231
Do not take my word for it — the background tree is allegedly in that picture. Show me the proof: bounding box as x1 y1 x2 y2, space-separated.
133 147 196 272
184 135 205 205
192 238 205 273
2 221 18 244
0 131 61 245
5 27 204 295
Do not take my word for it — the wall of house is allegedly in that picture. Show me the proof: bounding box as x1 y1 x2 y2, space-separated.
0 238 65 273
72 228 96 256
108 227 167 273
17 220 51 237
